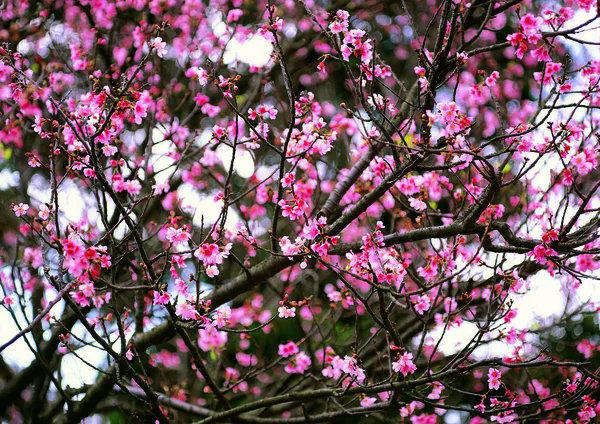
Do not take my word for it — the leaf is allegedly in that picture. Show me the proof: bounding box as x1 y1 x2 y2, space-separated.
0 145 12 161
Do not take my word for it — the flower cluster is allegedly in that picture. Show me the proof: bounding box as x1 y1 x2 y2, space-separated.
392 351 417 377
194 242 232 277
321 350 367 386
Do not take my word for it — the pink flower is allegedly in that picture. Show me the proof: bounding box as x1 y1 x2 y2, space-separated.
456 52 469 64
280 172 295 188
392 352 417 376
166 227 191 247
528 244 557 265
417 263 437 282
32 115 44 134
279 236 304 257
341 355 366 383
176 302 199 320
250 104 278 120
284 351 311 374
38 204 51 220
414 295 431 315
150 37 167 58
198 325 228 352
205 264 219 278
133 100 148 124
414 66 426 77
1 295 14 306
428 382 443 399
485 71 500 87
190 66 209 86
278 305 296 318
213 306 231 328
123 180 142 195
488 368 502 390
11 203 29 217
101 144 118 156
58 343 68 355
278 341 299 358
278 196 308 221
577 339 596 359
503 308 517 324
302 216 326 240
272 17 284 31
236 352 257 367
559 82 573 93
195 243 231 265
329 10 350 34
578 405 596 422
360 396 377 407
491 412 518 423
565 379 578 393
336 9 349 21
226 9 243 23
507 33 527 59
174 278 188 295
329 20 348 34
572 152 594 175
520 13 543 35
340 44 353 61
409 197 427 211
153 291 171 306
541 229 559 244
125 349 134 361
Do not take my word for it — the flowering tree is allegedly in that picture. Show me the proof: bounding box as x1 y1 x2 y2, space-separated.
2 0 600 422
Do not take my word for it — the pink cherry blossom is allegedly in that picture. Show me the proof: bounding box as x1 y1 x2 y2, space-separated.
280 172 295 188
488 368 502 390
284 351 311 374
278 341 299 358
392 352 417 377
153 291 171 306
176 302 199 321
278 305 296 318
150 37 168 58
11 203 29 217
165 227 191 246
414 295 431 315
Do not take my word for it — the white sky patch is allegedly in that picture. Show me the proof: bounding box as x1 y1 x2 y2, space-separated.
235 36 273 67
234 150 256 179
563 9 600 62
195 128 213 148
222 38 242 65
177 183 241 230
151 127 176 182
60 344 107 387
0 307 38 368
27 174 98 225
510 271 571 329
216 144 256 178
0 169 20 189
426 321 481 357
